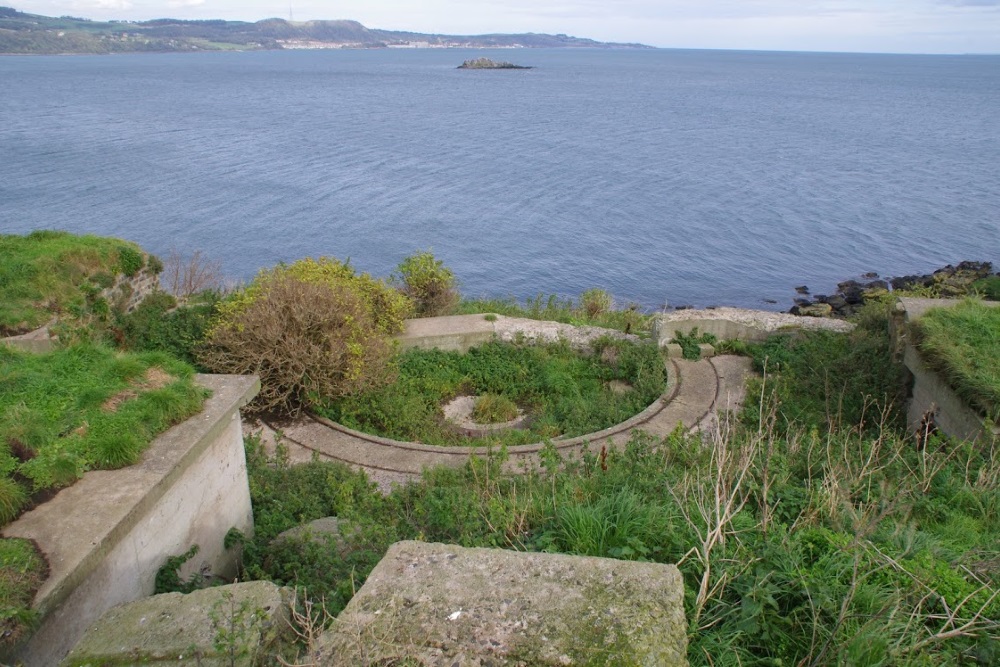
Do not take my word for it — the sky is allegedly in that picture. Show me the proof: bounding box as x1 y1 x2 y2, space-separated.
10 1 1000 54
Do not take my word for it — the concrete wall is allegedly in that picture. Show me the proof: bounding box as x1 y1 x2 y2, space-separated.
0 375 260 667
652 307 853 347
100 265 161 313
894 298 1000 444
903 345 997 443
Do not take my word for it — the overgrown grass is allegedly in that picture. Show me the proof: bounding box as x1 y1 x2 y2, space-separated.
0 537 46 648
913 299 1000 421
241 300 998 663
316 337 666 446
242 416 999 665
0 343 208 525
0 230 153 336
729 300 907 435
456 291 651 335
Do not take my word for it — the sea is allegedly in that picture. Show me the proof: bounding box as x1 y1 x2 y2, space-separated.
1 48 998 310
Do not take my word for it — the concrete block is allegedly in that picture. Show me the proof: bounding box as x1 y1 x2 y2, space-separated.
314 540 688 666
61 582 293 667
665 343 684 359
698 343 715 359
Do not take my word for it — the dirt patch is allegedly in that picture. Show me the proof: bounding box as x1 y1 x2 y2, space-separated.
102 367 175 413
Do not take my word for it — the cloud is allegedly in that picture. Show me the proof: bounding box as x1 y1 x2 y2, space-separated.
168 0 206 7
71 0 133 10
940 0 1000 6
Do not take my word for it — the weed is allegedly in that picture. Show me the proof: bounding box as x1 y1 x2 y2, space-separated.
471 394 519 423
154 545 204 594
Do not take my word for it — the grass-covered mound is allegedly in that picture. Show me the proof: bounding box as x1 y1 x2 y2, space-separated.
0 230 158 337
0 344 208 525
913 299 1000 421
316 337 667 446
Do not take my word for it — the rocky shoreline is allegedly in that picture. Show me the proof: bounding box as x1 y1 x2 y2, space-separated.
789 261 998 318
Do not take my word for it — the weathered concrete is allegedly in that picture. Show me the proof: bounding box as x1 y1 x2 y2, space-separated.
1 375 260 666
261 355 755 483
311 541 688 666
398 314 498 352
894 298 1000 443
61 581 293 667
653 307 853 346
398 314 638 354
0 321 55 352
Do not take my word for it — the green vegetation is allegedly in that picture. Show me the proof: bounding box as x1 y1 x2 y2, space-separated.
672 328 718 360
0 537 46 648
456 292 650 335
238 300 998 663
913 299 1000 420
392 251 459 317
0 230 155 336
736 308 907 435
0 344 207 524
110 290 221 367
973 276 1000 300
472 393 519 424
197 258 410 415
317 337 666 446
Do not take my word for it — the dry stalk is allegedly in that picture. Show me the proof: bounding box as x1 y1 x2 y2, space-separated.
669 414 760 626
161 247 224 299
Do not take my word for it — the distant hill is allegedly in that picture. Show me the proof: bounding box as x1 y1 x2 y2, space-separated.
0 7 652 54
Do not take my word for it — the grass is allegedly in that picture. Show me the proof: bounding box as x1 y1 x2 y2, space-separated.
0 343 208 525
0 537 46 648
913 299 1000 421
316 337 666 447
456 291 651 336
0 230 152 336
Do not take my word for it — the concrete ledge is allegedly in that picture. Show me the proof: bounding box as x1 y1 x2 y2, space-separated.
653 307 853 346
1 374 260 666
397 314 639 354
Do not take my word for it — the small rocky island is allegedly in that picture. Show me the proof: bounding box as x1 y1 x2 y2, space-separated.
458 57 533 70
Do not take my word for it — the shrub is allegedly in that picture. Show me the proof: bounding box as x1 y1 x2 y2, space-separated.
111 290 219 366
117 245 144 277
472 394 519 423
199 258 408 415
579 288 612 319
392 251 459 317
